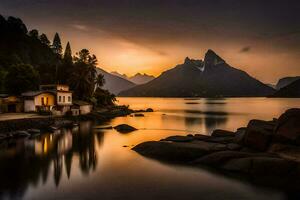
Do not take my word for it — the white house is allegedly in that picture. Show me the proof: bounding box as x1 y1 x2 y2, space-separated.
72 100 93 115
22 84 72 115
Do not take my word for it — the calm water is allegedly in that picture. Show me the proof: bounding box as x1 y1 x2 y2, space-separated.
0 97 299 200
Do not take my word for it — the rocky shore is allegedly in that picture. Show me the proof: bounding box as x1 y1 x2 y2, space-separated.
0 105 152 141
133 108 300 191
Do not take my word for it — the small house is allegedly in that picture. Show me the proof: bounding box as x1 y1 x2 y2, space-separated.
72 100 93 115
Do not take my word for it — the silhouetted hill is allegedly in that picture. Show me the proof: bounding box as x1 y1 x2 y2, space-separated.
96 68 136 94
0 15 60 84
129 73 155 84
119 50 275 97
111 71 155 84
275 76 300 90
272 79 300 97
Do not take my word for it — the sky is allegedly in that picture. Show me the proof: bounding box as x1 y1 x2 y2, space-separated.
0 0 300 84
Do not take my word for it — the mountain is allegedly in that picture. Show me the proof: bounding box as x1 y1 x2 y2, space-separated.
119 50 275 97
128 73 155 84
272 79 300 97
275 76 300 90
110 71 128 80
111 71 155 84
96 68 136 94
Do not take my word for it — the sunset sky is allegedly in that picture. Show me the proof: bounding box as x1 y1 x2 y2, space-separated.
0 0 300 84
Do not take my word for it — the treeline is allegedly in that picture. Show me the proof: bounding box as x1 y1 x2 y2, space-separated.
0 15 115 106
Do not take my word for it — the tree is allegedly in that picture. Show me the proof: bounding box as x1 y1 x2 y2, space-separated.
63 42 72 64
40 33 50 46
5 64 40 94
52 33 62 55
68 49 97 100
95 73 105 89
29 29 39 39
93 88 116 107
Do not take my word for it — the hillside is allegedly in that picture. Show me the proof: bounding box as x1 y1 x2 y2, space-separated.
96 68 136 95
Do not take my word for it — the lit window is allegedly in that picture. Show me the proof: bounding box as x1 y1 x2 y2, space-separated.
63 96 65 102
68 96 71 102
59 96 61 102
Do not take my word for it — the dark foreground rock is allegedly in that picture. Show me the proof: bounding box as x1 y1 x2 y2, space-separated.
114 124 137 133
132 108 300 190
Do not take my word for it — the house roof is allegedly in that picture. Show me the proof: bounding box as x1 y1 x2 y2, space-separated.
22 90 56 97
73 100 92 106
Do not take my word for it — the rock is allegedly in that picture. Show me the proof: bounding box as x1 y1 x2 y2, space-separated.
163 135 194 142
275 108 300 144
223 156 297 176
234 127 246 144
146 108 154 112
123 145 128 147
114 124 137 133
192 150 276 167
227 143 242 150
134 113 145 117
211 129 235 137
194 134 211 141
193 134 235 144
15 131 30 137
269 143 300 162
244 120 275 151
133 140 227 162
27 129 41 134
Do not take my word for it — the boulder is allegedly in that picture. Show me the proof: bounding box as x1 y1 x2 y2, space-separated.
243 120 275 151
234 127 246 144
211 129 235 137
27 129 41 134
227 143 242 151
134 113 145 117
114 124 137 133
163 135 194 142
146 108 154 112
133 140 227 162
14 131 30 137
223 156 297 176
269 143 300 162
194 134 235 144
275 108 300 144
192 150 274 167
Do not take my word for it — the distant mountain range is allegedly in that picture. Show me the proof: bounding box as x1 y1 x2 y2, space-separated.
275 76 300 90
111 72 155 85
119 50 275 97
272 79 300 97
96 68 136 95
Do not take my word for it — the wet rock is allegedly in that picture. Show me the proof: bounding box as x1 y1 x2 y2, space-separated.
134 113 145 117
244 120 275 151
227 143 242 150
234 127 246 144
14 131 30 137
163 135 194 142
133 140 226 162
211 129 235 137
275 108 300 144
94 126 113 130
27 129 41 134
223 156 297 176
146 108 154 112
269 143 300 162
192 151 276 167
193 134 234 144
114 124 137 133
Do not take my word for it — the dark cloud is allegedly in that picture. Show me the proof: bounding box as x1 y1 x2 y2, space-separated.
240 46 251 53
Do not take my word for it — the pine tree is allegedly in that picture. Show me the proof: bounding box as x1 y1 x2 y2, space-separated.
52 33 62 55
40 33 50 46
63 42 72 64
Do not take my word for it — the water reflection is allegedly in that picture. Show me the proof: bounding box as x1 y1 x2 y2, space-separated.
0 121 101 199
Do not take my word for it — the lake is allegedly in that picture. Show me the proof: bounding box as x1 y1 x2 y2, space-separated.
0 97 299 200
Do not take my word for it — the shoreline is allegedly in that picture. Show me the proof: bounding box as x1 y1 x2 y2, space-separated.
132 108 300 192
0 105 152 141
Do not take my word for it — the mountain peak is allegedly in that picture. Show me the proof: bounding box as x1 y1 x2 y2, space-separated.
204 49 225 67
